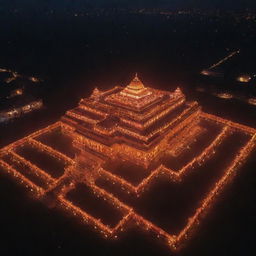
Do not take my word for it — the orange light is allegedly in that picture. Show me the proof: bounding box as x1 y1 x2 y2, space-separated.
0 77 255 252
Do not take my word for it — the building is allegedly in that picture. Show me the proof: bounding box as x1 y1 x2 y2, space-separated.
62 74 201 171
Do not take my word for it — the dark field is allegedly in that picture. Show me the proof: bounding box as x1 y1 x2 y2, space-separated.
35 128 77 159
66 183 126 228
96 130 251 234
16 143 66 178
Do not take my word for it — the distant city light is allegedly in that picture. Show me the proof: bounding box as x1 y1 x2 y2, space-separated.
248 98 256 105
237 74 252 83
216 92 233 99
196 87 205 92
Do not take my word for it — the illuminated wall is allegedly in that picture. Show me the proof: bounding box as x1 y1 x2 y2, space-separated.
0 75 255 252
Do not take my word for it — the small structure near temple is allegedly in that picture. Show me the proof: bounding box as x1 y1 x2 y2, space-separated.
0 74 255 252
0 68 43 123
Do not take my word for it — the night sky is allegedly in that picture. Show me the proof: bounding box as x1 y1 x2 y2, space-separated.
1 0 256 11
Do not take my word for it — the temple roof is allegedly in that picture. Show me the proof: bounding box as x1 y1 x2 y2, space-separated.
120 73 152 99
126 73 145 91
103 74 173 111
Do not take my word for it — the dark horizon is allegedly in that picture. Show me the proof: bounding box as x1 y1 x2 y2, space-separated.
1 0 256 11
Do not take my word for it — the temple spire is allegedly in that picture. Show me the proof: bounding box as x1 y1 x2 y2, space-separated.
126 73 145 91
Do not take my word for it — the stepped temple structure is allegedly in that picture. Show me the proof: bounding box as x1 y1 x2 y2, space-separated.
0 74 256 252
62 74 201 172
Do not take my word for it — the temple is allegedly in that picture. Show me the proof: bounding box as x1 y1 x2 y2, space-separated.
62 74 201 170
1 73 255 252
